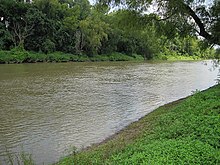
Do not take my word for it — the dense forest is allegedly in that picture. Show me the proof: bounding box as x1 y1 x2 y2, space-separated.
0 0 219 63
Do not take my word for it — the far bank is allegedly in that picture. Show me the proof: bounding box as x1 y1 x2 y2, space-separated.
0 49 208 64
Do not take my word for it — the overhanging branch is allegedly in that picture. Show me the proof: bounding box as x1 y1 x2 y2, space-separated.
181 2 215 43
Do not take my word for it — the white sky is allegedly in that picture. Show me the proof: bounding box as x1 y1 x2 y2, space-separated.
89 0 96 5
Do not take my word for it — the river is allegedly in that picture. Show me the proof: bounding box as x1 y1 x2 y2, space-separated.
0 60 219 164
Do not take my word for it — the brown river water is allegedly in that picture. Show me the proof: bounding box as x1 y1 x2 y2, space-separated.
0 60 219 164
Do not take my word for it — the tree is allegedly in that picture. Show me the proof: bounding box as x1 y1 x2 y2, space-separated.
24 8 50 52
98 0 220 46
0 0 34 48
0 22 12 50
210 0 220 45
61 0 91 54
101 9 162 58
79 9 109 55
32 0 72 52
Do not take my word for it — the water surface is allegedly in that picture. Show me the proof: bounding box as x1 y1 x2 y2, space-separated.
0 61 218 164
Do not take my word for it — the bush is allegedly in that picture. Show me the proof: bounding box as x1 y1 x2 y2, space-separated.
0 50 144 63
41 39 56 54
46 52 71 62
0 47 30 63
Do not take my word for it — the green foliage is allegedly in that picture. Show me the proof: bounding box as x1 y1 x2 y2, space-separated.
0 50 144 63
0 22 11 50
41 39 56 54
210 0 220 44
46 52 70 62
155 53 201 61
79 10 109 55
108 52 134 61
108 139 218 164
0 0 217 62
0 48 29 63
215 48 220 59
100 0 220 45
57 85 220 165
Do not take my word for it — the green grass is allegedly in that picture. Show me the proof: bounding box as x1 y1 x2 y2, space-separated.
154 53 202 61
57 84 220 165
0 50 144 64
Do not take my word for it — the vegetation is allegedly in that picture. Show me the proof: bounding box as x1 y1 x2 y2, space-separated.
0 0 218 64
0 1 219 164
0 50 144 63
57 84 220 164
99 0 220 46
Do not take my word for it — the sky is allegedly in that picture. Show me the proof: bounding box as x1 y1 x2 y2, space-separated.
89 0 96 5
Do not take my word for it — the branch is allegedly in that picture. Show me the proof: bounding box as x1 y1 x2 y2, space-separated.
12 22 20 37
158 13 175 21
182 2 213 42
23 19 35 38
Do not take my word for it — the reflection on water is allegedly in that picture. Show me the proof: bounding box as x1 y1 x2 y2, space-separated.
0 61 219 164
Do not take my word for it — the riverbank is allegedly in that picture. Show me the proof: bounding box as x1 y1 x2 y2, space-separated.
153 53 202 61
57 84 220 165
0 50 144 64
0 50 205 64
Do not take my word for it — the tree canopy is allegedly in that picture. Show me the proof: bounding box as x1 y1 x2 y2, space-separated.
97 0 220 46
0 0 218 61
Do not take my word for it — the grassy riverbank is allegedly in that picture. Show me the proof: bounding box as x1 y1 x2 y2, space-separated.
0 50 144 64
0 49 208 64
154 53 202 61
57 84 220 165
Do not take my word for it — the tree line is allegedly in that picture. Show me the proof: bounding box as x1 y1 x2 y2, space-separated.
0 0 218 60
